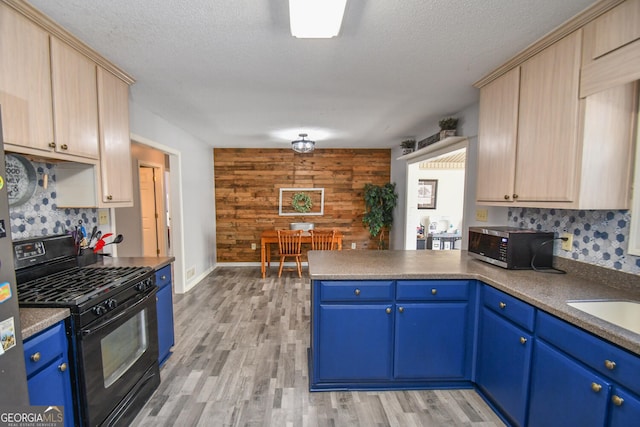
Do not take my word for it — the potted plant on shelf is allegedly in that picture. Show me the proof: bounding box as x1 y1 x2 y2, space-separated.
362 182 398 249
400 139 416 155
439 117 458 139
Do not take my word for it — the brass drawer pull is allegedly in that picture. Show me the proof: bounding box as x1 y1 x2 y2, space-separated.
48 142 56 148
30 352 41 362
519 337 527 345
612 395 624 406
58 362 67 372
354 289 360 296
499 302 507 309
398 306 404 313
591 382 602 393
431 289 437 295
60 144 68 150
385 307 392 314
604 359 616 370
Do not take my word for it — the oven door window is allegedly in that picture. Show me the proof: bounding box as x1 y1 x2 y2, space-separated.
101 309 148 388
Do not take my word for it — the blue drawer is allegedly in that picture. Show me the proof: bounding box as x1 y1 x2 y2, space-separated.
483 285 535 332
537 311 640 396
155 265 172 289
396 280 470 301
319 281 394 302
23 322 67 378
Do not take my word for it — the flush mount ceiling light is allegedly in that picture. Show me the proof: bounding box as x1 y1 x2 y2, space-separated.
289 0 347 38
291 133 315 153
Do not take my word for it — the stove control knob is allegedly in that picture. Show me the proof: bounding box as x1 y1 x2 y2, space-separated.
105 299 118 310
93 305 107 316
135 282 146 292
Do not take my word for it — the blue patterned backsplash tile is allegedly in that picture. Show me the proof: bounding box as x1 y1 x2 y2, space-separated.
8 160 99 241
509 208 640 275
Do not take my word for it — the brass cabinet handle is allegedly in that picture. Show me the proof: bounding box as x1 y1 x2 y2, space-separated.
513 194 519 199
604 359 616 370
30 352 41 362
161 275 167 280
591 382 602 393
60 144 68 150
385 307 392 314
107 195 113 201
48 142 56 148
58 362 67 372
499 302 507 309
503 195 510 200
354 289 360 296
431 289 437 295
398 306 404 313
519 337 527 345
611 395 624 406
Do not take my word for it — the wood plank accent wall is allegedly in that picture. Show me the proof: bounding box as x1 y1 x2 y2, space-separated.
214 148 391 262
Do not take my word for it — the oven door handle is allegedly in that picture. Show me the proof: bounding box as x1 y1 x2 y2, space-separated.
81 291 154 337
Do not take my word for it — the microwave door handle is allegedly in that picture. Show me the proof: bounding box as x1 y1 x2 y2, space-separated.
81 291 153 337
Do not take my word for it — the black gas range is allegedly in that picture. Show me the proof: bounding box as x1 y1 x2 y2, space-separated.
15 234 160 427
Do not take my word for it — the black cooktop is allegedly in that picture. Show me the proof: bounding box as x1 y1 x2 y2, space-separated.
17 266 153 306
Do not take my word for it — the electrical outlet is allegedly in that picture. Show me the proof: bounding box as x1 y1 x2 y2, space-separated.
561 232 573 251
351 242 357 249
98 209 109 225
475 208 488 222
251 243 257 250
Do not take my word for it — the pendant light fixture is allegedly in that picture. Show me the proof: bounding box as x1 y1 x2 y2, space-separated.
291 133 315 153
289 0 347 38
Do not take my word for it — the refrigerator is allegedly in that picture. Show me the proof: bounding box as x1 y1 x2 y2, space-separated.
0 106 30 404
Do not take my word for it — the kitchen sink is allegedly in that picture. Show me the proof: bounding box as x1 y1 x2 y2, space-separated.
566 300 640 335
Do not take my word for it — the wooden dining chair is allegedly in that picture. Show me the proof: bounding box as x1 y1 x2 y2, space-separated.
310 229 337 251
277 229 303 278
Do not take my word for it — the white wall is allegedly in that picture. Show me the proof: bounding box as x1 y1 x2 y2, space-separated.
129 101 216 293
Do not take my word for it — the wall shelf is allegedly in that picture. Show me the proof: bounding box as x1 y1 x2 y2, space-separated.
396 136 468 162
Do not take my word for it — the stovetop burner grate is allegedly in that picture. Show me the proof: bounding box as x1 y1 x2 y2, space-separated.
17 266 153 305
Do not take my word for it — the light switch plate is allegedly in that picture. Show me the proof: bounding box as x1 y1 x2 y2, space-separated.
98 209 109 225
476 208 488 222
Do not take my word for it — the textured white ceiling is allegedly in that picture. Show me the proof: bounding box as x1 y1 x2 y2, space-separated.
28 0 597 149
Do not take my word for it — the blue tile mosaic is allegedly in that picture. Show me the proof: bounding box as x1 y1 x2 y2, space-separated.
8 160 99 241
509 208 640 275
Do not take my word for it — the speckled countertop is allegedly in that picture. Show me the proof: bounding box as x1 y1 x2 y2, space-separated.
308 250 640 356
19 256 175 339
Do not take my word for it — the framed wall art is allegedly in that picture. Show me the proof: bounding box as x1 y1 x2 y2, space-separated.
279 188 324 216
417 179 437 209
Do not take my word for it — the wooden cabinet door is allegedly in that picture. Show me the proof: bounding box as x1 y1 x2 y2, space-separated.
50 37 99 160
476 308 532 427
515 30 582 203
317 304 393 381
97 67 133 205
528 340 609 427
394 302 469 380
0 4 54 151
476 67 520 203
590 0 640 60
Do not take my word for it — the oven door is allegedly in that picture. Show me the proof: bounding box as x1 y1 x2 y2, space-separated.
77 288 160 426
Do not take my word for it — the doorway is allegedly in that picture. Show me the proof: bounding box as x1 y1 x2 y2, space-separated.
404 140 468 250
139 164 165 257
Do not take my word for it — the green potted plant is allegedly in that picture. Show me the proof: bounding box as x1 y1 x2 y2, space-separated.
400 139 416 155
362 182 398 249
438 117 458 139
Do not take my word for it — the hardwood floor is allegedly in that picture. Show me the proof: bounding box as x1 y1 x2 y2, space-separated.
131 267 505 427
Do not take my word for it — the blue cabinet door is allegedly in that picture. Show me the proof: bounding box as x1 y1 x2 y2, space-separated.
528 340 609 427
609 387 640 427
156 281 174 366
476 307 532 426
317 304 393 381
394 302 469 379
24 322 74 427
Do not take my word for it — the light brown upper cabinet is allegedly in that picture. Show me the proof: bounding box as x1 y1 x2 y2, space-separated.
97 68 133 206
50 37 100 160
476 29 637 209
0 3 54 150
581 0 640 96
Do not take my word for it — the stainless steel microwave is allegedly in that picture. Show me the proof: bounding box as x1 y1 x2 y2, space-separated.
468 226 555 269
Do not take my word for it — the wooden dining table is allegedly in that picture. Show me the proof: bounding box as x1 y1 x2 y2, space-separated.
260 230 343 278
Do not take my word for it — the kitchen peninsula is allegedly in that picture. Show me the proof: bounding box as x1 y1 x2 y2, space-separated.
308 250 640 426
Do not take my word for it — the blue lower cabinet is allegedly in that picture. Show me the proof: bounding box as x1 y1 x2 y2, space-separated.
155 264 175 367
476 308 532 427
317 303 393 381
609 387 640 427
23 321 74 427
394 302 469 379
528 340 609 427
